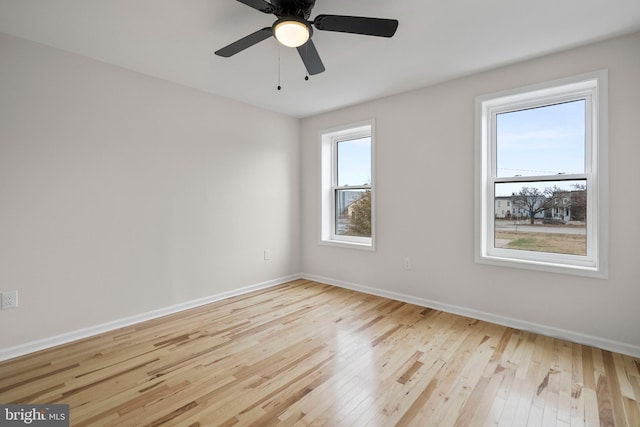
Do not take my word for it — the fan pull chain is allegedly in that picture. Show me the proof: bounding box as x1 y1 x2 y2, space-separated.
304 43 309 81
277 47 282 90
276 44 312 89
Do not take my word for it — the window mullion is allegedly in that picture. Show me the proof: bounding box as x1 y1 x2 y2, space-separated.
335 185 371 191
493 174 587 184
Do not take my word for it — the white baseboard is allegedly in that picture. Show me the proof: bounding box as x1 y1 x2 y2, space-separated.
3 273 638 362
0 274 302 363
302 273 640 358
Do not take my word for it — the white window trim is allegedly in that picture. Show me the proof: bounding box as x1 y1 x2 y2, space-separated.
475 70 608 278
320 119 375 250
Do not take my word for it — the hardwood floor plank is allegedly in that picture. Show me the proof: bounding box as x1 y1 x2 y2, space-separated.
0 279 638 426
603 350 630 426
569 343 586 427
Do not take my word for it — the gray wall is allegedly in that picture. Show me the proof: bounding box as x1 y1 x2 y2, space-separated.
2 29 638 356
300 32 640 352
0 33 300 348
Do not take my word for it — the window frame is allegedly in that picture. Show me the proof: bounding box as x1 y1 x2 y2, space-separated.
475 71 608 278
320 120 375 250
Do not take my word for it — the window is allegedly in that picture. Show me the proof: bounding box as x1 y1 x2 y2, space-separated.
475 71 608 277
320 120 375 249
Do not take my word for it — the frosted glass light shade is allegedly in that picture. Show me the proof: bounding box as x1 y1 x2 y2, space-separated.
274 20 310 48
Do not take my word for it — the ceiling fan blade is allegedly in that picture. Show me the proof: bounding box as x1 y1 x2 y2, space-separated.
313 15 398 37
235 0 274 14
297 39 325 75
215 27 273 57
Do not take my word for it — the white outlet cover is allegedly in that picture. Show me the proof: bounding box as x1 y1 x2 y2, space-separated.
1 291 18 309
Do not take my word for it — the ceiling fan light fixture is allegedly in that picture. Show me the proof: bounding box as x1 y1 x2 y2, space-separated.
274 19 310 48
215 0 399 75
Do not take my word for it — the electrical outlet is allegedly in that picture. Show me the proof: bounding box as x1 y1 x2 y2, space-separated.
1 291 18 310
264 250 272 261
403 257 412 270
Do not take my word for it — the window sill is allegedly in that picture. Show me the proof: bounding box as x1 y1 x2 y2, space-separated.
320 239 375 251
476 253 607 279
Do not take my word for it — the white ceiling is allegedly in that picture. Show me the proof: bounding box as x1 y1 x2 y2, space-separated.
1 0 639 118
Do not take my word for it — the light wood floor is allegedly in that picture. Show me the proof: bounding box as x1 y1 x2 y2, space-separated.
1 279 639 426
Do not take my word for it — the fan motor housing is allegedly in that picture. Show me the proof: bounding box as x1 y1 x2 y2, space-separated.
271 0 316 19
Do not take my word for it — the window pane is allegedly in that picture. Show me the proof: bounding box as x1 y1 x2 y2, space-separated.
496 100 585 177
494 180 586 255
337 137 371 186
335 189 371 237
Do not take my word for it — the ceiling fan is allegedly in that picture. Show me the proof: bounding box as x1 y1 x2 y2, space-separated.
215 0 399 75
